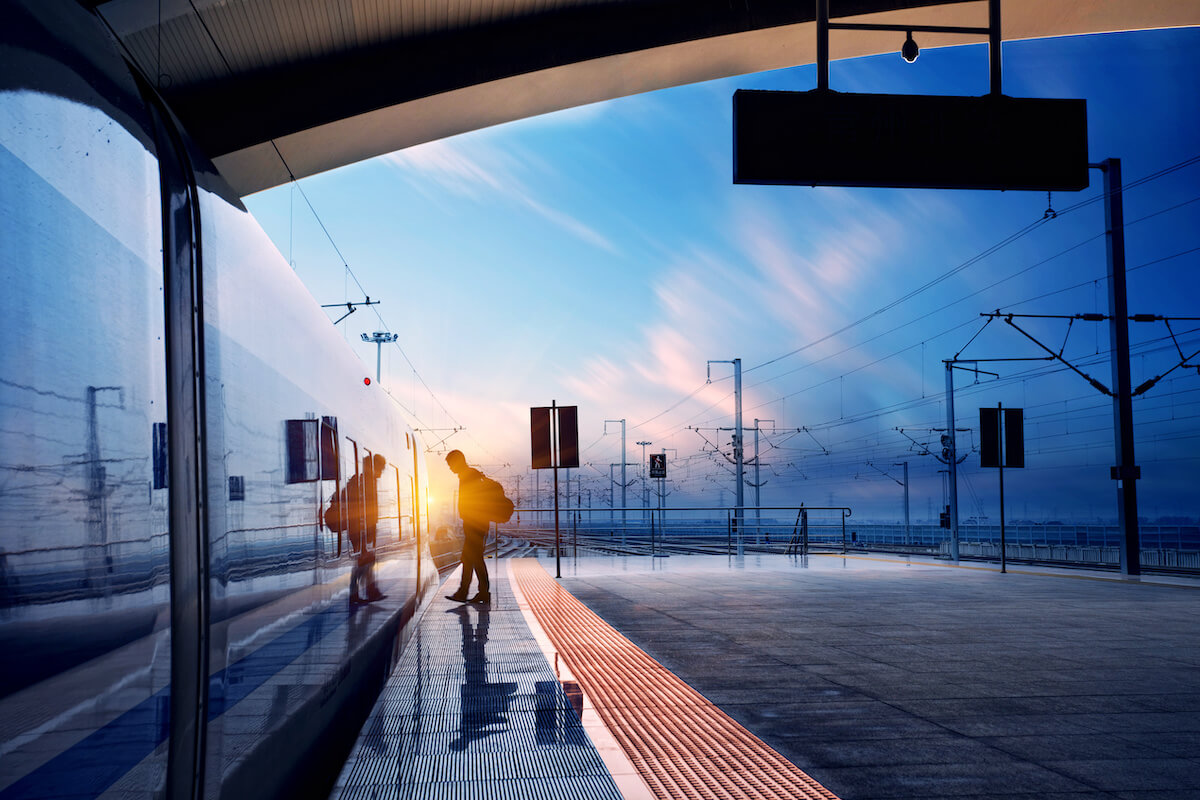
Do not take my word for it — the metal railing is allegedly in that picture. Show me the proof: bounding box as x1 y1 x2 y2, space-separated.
497 507 1200 572
501 505 855 556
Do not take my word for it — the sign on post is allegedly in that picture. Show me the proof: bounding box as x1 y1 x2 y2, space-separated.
649 453 666 479
980 407 1024 468
530 402 579 578
979 405 1023 573
531 404 579 469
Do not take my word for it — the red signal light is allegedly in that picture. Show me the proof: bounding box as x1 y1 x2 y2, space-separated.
364 377 371 386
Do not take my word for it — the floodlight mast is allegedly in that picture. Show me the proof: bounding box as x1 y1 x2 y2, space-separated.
360 331 398 384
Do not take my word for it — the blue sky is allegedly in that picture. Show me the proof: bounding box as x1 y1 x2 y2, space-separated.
245 27 1200 522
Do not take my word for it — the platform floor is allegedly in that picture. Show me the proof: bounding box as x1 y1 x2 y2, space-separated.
334 553 1200 800
555 553 1200 800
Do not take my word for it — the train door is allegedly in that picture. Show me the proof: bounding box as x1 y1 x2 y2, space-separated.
318 416 340 561
364 447 391 551
410 435 424 577
344 437 360 562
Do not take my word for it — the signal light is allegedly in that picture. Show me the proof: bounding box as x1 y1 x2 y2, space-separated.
364 377 371 386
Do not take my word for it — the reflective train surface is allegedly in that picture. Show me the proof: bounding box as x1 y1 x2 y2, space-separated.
1 2 441 798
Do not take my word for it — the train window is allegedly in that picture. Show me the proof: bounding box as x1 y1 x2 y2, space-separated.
284 418 319 483
228 475 245 501
320 416 339 481
394 464 404 540
152 421 168 489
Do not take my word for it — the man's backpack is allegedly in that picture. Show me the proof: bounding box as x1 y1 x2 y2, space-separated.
324 488 348 533
477 476 515 524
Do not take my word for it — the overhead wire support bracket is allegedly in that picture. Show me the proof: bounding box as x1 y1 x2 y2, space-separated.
1132 318 1200 396
414 426 463 453
982 312 1113 396
985 312 1200 395
802 426 830 456
321 296 380 324
865 461 903 486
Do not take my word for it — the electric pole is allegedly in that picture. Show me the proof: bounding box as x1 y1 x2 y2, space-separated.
636 441 652 525
893 461 910 545
1099 158 1141 576
751 419 774 544
707 358 744 555
944 361 960 562
605 419 627 528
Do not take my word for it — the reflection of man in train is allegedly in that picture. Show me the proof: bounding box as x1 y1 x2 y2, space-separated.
347 454 387 604
445 449 492 604
447 603 516 751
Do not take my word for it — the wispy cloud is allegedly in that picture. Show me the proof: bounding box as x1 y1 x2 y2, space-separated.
383 139 619 253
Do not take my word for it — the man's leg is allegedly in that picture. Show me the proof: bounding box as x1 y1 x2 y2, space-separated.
467 524 490 602
348 531 362 601
447 533 479 601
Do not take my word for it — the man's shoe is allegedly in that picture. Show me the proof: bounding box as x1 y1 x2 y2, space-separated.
365 587 387 602
446 591 470 602
469 592 491 604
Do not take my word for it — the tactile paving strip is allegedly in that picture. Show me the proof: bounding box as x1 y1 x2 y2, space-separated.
331 568 624 800
510 558 841 800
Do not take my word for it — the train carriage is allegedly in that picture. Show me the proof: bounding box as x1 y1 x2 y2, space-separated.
0 2 439 798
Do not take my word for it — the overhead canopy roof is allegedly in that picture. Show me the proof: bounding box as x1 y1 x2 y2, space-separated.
90 0 1197 196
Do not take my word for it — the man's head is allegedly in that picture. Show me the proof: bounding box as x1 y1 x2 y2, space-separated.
372 453 386 476
445 449 467 475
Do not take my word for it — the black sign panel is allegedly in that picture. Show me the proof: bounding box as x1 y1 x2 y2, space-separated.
531 406 552 469
531 405 580 469
734 90 1088 191
980 407 1024 468
649 453 666 479
558 406 580 468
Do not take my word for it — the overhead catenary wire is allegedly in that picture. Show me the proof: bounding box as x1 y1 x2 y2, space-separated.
161 0 473 450
636 161 1200 450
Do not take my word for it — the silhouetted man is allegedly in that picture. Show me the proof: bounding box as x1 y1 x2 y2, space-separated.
445 449 493 604
347 453 387 605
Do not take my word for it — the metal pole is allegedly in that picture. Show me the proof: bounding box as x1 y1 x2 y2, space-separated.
734 358 744 557
801 508 808 556
620 421 626 530
754 419 762 545
902 462 910 545
659 455 666 555
553 400 561 578
999 402 1007 573
816 0 830 92
945 361 961 562
637 441 652 530
609 464 615 530
988 0 1001 96
554 464 560 577
1102 158 1141 576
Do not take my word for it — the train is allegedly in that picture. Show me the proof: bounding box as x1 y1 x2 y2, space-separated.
0 2 444 798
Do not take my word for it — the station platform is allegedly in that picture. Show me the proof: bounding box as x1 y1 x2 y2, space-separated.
332 553 1200 800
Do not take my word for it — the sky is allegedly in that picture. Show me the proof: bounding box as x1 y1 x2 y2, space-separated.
244 26 1200 524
